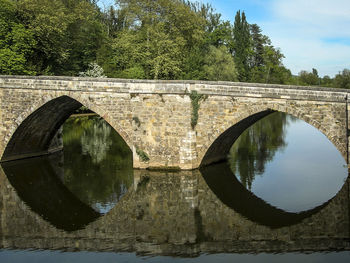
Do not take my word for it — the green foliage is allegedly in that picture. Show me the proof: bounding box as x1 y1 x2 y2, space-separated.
190 90 207 129
0 0 36 75
16 0 107 75
206 19 233 49
231 13 293 84
321 75 333 87
247 25 292 84
249 24 264 68
147 24 184 79
0 48 27 74
132 116 141 127
4 0 345 87
203 45 237 81
181 46 206 80
298 68 320 86
292 68 349 88
261 46 291 84
333 69 350 89
120 65 146 79
233 10 250 82
136 175 150 191
74 106 93 114
100 0 206 80
136 148 150 162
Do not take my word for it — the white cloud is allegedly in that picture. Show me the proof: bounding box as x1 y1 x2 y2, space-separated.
259 0 350 76
274 0 350 23
279 39 350 77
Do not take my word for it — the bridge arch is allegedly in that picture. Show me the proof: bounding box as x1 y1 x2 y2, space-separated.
199 105 347 167
1 94 133 162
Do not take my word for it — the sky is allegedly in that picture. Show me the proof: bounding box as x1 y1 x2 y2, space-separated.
98 0 350 77
204 0 350 77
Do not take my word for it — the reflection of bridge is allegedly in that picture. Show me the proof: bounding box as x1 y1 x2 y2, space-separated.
0 165 349 255
0 76 349 169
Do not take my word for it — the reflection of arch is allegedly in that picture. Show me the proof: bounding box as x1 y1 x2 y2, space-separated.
200 106 346 167
200 162 330 228
1 155 101 231
1 95 132 162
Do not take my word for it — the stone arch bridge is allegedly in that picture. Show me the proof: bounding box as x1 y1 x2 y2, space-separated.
0 76 349 170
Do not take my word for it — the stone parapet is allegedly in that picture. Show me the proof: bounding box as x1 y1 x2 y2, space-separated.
0 75 348 102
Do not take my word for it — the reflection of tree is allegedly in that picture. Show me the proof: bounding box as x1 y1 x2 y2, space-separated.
62 116 133 213
81 120 112 164
228 112 288 190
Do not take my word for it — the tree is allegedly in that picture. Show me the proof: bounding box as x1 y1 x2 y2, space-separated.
17 0 107 75
321 75 333 87
249 24 264 68
0 0 295 83
203 45 237 81
0 0 36 75
146 23 184 79
103 0 205 79
298 68 319 86
181 1 233 80
206 20 233 48
17 0 73 74
105 30 146 78
62 0 106 75
232 10 250 82
78 62 106 78
333 69 350 89
262 46 291 84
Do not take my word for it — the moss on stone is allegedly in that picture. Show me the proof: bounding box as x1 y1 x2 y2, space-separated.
147 166 181 172
132 116 141 127
136 148 150 162
190 90 207 129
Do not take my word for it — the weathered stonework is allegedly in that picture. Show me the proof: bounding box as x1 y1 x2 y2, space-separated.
0 76 349 169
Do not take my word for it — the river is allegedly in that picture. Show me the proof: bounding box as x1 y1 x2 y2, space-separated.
0 112 349 262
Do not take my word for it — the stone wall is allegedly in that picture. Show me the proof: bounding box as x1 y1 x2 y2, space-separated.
0 76 349 169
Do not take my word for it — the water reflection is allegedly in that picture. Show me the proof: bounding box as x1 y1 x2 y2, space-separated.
229 112 289 190
2 154 337 232
0 113 349 259
62 116 133 213
1 155 100 231
1 115 134 231
0 165 349 256
200 162 329 228
228 112 347 212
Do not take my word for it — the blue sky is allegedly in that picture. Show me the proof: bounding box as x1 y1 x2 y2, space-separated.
203 0 350 77
99 0 350 77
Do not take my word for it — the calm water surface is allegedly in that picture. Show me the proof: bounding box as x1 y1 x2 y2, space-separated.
229 112 347 212
0 113 349 262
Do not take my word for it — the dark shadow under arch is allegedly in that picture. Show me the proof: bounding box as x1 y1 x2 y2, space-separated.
201 109 275 167
1 96 83 162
